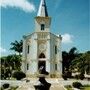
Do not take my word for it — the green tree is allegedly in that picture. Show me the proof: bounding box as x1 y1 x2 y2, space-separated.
10 40 23 55
6 55 21 70
62 47 78 73
62 51 69 73
1 54 22 79
1 56 7 79
12 71 26 80
70 51 90 74
68 47 78 64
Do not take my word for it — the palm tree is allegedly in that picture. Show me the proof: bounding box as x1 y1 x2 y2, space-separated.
62 47 78 73
68 47 78 66
62 51 69 73
11 55 21 70
1 57 6 79
70 51 90 74
10 40 23 55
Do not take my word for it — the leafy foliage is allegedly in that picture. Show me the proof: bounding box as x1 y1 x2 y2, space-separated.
70 51 90 74
62 71 72 79
74 74 85 80
62 47 78 73
10 40 23 55
79 73 85 80
72 82 82 89
1 40 23 80
62 74 67 80
12 71 26 80
1 54 22 79
2 83 10 89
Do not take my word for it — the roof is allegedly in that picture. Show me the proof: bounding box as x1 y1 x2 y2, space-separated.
37 0 48 17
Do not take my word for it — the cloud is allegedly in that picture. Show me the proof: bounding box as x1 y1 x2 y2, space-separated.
0 0 36 12
0 47 7 53
62 33 73 44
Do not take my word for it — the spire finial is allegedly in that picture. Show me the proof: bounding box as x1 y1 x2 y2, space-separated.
37 0 48 17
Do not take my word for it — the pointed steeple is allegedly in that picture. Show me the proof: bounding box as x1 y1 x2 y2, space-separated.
37 0 48 17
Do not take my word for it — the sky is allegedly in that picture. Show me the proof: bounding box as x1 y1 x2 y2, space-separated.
0 0 90 56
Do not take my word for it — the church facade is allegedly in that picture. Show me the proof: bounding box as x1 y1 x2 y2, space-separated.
22 0 62 78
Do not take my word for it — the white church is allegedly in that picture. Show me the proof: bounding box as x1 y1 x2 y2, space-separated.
22 0 62 78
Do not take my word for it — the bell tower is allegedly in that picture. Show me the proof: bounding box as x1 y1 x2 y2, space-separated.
22 0 62 78
35 0 51 32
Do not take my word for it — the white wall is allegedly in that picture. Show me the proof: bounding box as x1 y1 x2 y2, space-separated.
22 32 62 76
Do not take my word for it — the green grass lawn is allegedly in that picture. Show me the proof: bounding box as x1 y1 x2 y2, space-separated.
65 85 90 90
0 86 18 90
81 85 90 90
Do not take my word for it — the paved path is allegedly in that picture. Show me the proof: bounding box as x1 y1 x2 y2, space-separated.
17 78 65 90
50 84 65 90
17 83 65 90
1 79 89 87
1 79 89 90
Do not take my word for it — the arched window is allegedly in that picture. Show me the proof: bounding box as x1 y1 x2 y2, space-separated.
39 53 45 58
55 46 57 54
41 24 45 30
27 45 29 54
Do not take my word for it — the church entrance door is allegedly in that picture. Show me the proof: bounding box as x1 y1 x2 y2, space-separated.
38 61 46 74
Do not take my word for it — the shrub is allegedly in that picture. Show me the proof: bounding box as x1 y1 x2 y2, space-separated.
66 71 72 78
72 82 82 89
62 74 67 80
79 74 85 80
62 71 72 79
12 71 26 80
74 75 79 79
3 83 9 89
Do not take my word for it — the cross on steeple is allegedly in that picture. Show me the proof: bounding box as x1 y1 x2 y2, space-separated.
37 0 48 17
